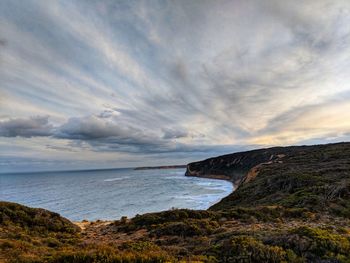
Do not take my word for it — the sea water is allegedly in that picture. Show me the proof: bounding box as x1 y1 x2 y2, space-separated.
0 168 233 221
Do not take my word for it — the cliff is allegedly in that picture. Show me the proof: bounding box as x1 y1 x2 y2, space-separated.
186 142 350 215
185 146 289 185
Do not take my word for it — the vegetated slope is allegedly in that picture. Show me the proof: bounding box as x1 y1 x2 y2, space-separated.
0 201 79 233
1 142 350 263
0 201 80 262
0 202 173 263
187 142 350 216
2 201 350 263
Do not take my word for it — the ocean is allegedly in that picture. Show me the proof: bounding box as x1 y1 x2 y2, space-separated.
0 168 233 221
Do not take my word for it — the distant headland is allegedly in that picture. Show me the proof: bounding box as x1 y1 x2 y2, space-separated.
133 164 187 170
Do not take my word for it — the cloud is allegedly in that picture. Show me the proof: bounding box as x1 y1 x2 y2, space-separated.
0 114 242 156
1 0 350 170
56 115 131 140
162 128 188 139
54 115 186 154
0 116 53 137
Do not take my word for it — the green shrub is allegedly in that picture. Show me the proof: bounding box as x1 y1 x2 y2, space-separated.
291 227 350 258
211 236 304 263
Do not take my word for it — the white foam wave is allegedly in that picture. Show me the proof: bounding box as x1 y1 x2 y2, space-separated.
103 176 130 182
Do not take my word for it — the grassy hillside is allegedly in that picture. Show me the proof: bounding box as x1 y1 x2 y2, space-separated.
0 201 80 262
1 142 350 262
0 201 172 263
208 142 350 216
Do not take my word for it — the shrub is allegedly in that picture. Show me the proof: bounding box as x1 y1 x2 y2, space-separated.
290 227 350 258
211 236 304 263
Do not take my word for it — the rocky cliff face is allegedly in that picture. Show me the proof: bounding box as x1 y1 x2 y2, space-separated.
185 146 289 185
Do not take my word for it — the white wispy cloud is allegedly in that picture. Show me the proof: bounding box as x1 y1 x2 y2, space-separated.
1 0 350 171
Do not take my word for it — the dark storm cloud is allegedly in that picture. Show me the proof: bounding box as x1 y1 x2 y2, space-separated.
52 115 213 155
0 116 53 137
0 114 244 156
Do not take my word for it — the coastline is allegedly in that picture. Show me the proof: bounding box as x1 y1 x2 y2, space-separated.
185 167 241 189
72 170 236 226
1 167 233 222
185 173 240 188
68 165 253 258
184 172 238 205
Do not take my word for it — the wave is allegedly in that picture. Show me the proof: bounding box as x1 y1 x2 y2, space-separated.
163 175 185 180
103 176 130 182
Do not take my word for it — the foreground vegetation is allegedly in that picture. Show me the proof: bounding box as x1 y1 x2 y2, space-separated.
1 142 350 262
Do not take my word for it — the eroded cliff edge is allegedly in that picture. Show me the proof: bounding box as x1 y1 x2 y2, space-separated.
185 146 288 186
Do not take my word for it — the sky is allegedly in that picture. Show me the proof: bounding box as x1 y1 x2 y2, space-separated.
1 0 350 172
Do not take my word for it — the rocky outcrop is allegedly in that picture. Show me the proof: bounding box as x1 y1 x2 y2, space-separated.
185 146 288 185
